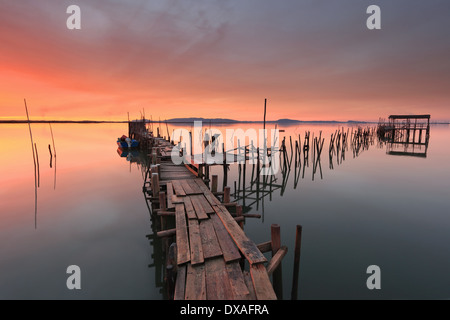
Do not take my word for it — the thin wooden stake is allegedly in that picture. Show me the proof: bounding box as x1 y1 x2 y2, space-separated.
24 99 38 229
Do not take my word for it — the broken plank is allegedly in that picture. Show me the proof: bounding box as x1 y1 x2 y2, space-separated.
226 261 251 300
185 263 206 300
199 219 222 259
190 195 209 220
214 205 267 265
175 203 190 265
210 211 241 262
188 219 204 265
205 257 234 300
250 263 277 300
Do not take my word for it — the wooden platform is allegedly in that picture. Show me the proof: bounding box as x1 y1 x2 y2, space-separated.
140 133 279 300
170 178 276 300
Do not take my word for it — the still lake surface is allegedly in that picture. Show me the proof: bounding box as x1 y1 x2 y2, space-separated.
0 122 449 299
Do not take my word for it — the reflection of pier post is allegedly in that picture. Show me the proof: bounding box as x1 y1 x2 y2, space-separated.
271 224 283 299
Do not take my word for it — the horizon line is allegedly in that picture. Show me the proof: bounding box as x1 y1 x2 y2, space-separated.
1 117 448 124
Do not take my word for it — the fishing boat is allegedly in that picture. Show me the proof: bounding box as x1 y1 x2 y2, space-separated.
117 135 139 148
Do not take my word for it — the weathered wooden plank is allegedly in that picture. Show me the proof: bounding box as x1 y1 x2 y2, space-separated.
214 205 267 265
199 219 222 259
183 197 197 220
175 203 190 265
243 271 257 300
256 241 272 253
166 182 175 209
250 263 277 300
185 263 206 300
156 228 176 238
186 178 203 194
172 195 184 204
266 245 288 276
196 194 215 214
190 195 209 220
193 179 222 206
180 179 196 195
188 219 204 265
172 180 186 197
205 257 234 300
163 175 196 180
210 211 241 262
174 264 186 300
226 261 251 300
160 167 191 171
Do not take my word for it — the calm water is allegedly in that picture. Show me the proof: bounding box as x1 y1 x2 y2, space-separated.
0 122 449 299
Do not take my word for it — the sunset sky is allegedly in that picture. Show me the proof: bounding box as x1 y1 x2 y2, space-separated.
1 0 450 122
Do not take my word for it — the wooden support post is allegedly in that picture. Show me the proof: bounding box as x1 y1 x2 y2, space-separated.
151 172 160 197
236 205 243 229
159 191 167 229
271 224 283 299
189 131 193 156
198 164 203 179
224 186 231 204
271 224 281 255
159 191 167 210
211 175 218 193
291 224 303 300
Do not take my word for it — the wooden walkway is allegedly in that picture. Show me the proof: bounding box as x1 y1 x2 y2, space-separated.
144 137 279 300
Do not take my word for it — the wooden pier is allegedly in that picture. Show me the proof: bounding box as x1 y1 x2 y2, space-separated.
139 130 286 300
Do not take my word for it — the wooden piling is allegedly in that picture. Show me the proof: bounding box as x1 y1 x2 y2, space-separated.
291 224 303 300
224 186 231 204
151 172 160 197
211 175 218 193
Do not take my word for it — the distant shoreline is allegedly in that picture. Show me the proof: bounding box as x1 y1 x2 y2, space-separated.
0 120 127 124
1 119 449 125
0 119 374 124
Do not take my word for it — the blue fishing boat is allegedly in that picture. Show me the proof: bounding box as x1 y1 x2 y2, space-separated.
117 135 139 148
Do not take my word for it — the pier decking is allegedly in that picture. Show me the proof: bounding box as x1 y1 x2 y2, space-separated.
142 133 281 300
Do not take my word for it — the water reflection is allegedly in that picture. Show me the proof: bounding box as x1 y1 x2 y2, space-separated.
226 126 382 217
